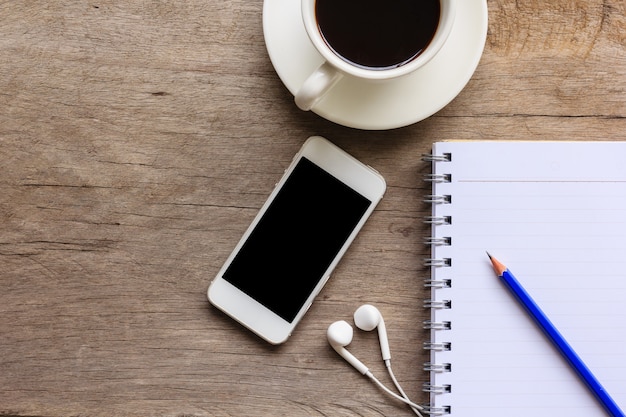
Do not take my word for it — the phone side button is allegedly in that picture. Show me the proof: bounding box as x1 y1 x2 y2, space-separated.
366 164 381 175
303 302 313 316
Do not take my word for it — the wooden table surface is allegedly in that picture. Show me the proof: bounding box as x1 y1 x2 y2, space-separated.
1 1 624 416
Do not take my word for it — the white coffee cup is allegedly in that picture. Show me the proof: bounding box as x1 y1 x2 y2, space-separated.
295 0 456 111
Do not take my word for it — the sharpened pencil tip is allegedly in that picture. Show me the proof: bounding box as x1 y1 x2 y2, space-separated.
487 252 507 276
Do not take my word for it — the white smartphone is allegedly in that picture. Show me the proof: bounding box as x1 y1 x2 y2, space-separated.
208 136 386 344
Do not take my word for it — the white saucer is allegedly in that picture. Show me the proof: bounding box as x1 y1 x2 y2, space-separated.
263 0 488 130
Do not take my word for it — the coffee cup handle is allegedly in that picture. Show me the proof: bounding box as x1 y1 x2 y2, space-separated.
295 62 343 111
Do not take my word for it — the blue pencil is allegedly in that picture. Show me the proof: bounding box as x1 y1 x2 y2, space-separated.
487 253 624 417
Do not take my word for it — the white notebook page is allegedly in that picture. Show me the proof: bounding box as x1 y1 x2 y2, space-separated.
429 141 626 417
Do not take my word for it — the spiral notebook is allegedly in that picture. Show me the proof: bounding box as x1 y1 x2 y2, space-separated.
424 141 626 417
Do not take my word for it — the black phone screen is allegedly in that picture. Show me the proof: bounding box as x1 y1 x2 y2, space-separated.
222 157 372 322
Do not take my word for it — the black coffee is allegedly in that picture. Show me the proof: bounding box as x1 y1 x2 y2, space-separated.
315 0 440 70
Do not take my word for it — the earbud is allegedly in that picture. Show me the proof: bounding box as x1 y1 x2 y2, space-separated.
354 304 391 362
327 320 369 375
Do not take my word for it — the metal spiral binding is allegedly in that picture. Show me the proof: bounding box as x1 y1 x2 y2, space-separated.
424 362 452 372
424 194 451 204
423 173 452 183
423 342 452 351
424 258 451 267
422 405 451 416
423 382 452 393
423 216 452 225
423 320 451 330
422 153 451 162
424 152 452 415
423 299 452 309
424 237 452 246
424 279 452 289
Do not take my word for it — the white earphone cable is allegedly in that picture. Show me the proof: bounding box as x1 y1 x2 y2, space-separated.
365 371 426 417
385 360 425 417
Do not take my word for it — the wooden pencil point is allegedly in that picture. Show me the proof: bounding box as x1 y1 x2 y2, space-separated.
487 253 507 276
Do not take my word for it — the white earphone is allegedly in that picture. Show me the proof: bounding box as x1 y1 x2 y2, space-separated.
354 304 391 361
327 320 370 374
327 304 426 416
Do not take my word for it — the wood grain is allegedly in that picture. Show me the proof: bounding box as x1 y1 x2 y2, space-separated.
1 0 624 416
